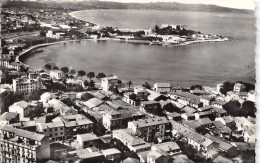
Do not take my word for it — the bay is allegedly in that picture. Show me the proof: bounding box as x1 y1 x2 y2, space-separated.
23 9 256 87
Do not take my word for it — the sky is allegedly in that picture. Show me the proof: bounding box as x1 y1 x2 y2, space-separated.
99 0 255 10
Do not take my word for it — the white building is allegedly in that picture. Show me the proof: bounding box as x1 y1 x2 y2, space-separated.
49 70 64 79
13 77 40 94
247 90 256 103
233 83 246 93
153 83 171 93
100 75 119 91
8 101 33 121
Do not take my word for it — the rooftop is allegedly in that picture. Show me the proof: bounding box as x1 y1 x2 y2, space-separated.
102 148 121 156
130 117 169 128
78 133 99 142
1 125 45 142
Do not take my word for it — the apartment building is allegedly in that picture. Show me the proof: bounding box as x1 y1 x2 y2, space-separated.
0 125 50 163
13 77 40 94
36 121 65 142
128 117 169 142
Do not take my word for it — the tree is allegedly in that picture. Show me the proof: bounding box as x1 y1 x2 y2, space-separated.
87 72 95 81
142 82 151 89
117 80 122 88
223 100 242 116
69 69 76 75
154 25 160 34
220 82 235 95
242 101 256 117
39 30 46 37
44 64 52 70
96 72 106 79
190 85 203 90
78 70 86 79
60 67 69 74
89 80 95 89
83 80 89 87
52 66 59 70
127 81 132 89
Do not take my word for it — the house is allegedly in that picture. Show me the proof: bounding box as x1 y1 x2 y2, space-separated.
134 85 149 99
103 106 145 131
147 150 168 163
0 125 50 163
234 117 256 143
0 112 19 126
215 116 235 128
205 134 238 157
212 121 232 138
82 98 104 109
151 142 181 155
147 90 167 101
153 83 171 93
48 99 78 115
112 128 151 152
200 96 212 106
40 92 57 103
122 157 140 163
140 101 161 113
100 75 119 91
210 100 226 109
52 114 93 139
9 101 33 121
101 148 121 161
123 92 141 106
49 70 64 79
182 118 213 130
233 83 246 93
170 120 219 152
128 117 169 142
103 108 122 131
36 121 65 142
77 133 101 148
138 151 149 163
77 150 105 162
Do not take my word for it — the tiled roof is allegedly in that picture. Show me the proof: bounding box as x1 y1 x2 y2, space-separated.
130 117 168 128
170 120 214 147
78 133 99 142
154 83 171 88
205 134 235 151
1 125 45 141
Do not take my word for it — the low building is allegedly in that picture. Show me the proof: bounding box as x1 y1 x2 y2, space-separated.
48 99 78 115
0 125 50 163
123 92 141 106
151 142 181 155
112 128 151 153
234 117 256 143
170 120 219 152
147 150 168 163
205 134 238 157
247 90 256 103
101 148 121 161
77 133 100 148
233 83 246 93
153 83 171 93
9 101 34 121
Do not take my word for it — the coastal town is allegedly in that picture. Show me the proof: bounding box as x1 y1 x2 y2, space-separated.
0 1 257 163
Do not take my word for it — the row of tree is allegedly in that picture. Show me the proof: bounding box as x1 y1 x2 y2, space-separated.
223 100 256 117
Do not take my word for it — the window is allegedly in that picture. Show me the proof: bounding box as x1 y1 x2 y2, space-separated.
50 134 52 137
55 128 57 131
43 129 47 132
60 132 63 135
60 127 63 130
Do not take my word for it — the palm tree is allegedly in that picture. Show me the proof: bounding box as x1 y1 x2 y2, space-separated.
117 80 122 88
127 81 132 89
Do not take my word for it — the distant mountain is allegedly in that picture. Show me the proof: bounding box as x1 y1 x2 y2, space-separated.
2 0 253 14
